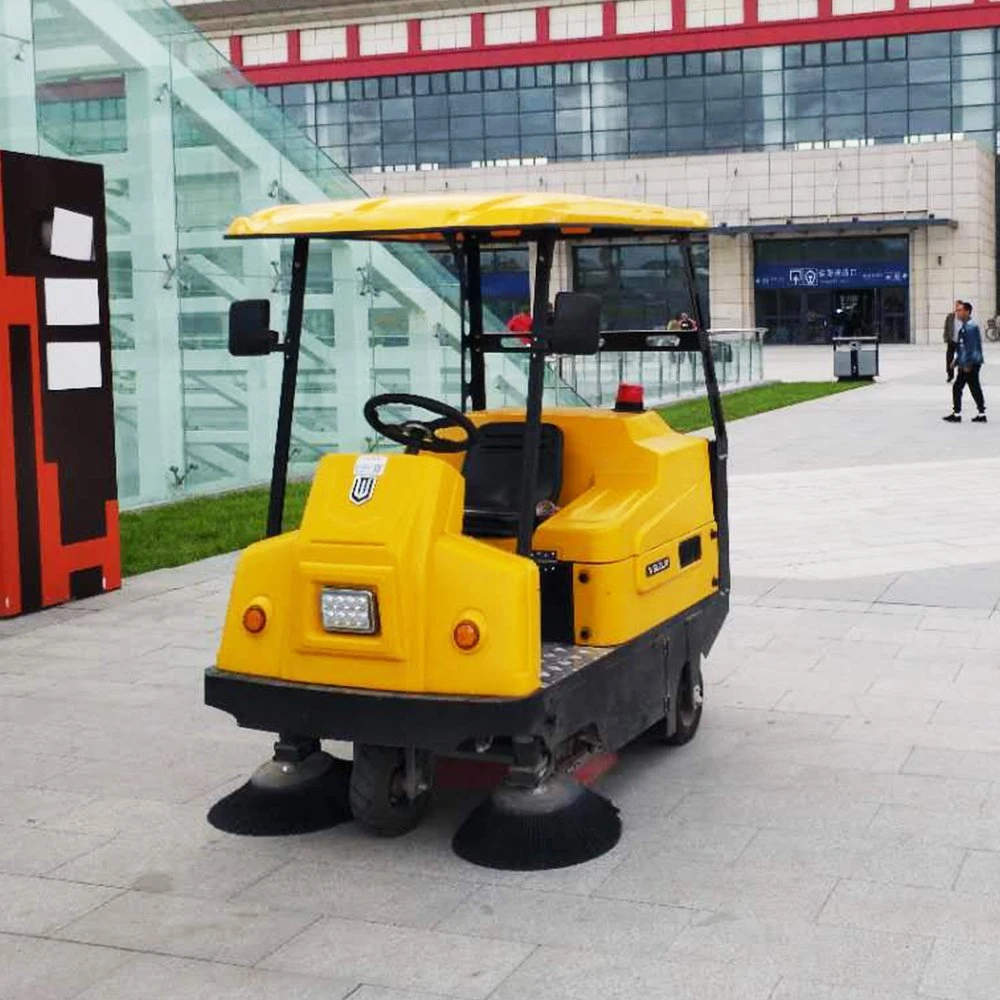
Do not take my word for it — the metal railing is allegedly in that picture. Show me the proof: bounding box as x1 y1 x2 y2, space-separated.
547 328 768 407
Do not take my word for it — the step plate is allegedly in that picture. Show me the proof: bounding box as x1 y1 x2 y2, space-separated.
540 643 611 687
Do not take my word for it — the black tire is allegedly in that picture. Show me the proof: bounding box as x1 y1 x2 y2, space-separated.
662 658 704 746
349 744 432 837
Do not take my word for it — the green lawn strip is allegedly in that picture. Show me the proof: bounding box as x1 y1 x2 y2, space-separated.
658 380 867 433
121 380 865 577
120 480 311 577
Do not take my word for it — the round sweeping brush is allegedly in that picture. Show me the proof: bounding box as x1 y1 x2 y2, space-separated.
452 775 621 871
208 751 352 836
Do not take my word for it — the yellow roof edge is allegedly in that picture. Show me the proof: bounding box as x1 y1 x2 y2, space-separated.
225 192 710 241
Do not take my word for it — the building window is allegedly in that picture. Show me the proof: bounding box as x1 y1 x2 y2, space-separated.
279 26 1000 170
550 3 604 40
484 8 537 45
300 27 348 61
241 32 289 66
685 0 744 27
359 21 408 57
757 0 819 21
573 243 710 331
617 0 672 33
208 36 231 61
832 0 893 13
422 15 473 51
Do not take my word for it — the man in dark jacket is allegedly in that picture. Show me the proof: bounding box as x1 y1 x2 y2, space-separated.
943 301 986 423
944 299 961 382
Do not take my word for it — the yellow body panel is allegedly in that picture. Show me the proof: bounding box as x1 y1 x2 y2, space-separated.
226 192 709 242
216 453 540 697
217 406 717 694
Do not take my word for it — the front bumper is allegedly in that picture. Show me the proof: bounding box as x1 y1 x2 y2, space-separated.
204 668 550 752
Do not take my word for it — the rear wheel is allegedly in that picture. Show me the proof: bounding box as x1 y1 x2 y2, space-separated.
349 744 432 837
645 657 703 746
662 658 704 746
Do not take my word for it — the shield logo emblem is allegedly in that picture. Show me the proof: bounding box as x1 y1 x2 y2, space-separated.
349 476 376 506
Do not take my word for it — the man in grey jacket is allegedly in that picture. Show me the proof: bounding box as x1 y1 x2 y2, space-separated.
943 301 986 423
944 299 961 382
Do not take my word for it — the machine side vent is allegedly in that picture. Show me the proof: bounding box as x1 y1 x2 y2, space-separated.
679 535 702 568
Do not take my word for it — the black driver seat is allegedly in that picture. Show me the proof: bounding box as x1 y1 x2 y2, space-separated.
461 421 564 538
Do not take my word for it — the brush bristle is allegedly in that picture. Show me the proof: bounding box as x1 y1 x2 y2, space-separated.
207 760 351 836
452 777 621 871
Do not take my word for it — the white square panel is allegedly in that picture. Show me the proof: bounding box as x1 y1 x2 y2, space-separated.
44 277 100 326
50 207 93 262
46 341 103 391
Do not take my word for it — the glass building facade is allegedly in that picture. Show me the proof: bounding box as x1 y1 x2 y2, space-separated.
1 0 763 510
261 28 1000 173
0 0 558 508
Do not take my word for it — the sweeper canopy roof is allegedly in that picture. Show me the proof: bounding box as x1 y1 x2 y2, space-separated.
225 192 710 243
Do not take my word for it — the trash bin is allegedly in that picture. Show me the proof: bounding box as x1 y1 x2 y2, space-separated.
832 336 879 381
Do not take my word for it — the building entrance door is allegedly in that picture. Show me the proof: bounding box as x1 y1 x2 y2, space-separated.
831 289 875 338
752 236 910 344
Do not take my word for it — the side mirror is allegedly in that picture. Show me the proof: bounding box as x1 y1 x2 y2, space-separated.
229 300 279 356
545 292 601 355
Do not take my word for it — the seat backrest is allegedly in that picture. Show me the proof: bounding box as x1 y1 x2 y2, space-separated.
461 422 564 513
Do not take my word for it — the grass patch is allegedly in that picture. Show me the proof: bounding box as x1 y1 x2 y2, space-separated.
121 380 865 577
120 481 311 578
657 380 866 434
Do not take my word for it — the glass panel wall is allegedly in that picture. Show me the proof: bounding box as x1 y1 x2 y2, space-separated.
8 0 548 507
262 28 1000 170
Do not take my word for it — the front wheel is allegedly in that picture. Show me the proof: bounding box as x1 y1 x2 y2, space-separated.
349 744 432 837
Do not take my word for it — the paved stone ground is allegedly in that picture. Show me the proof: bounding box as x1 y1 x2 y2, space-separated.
2 346 999 1000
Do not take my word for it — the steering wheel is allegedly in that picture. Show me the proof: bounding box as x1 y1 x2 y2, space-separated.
363 393 479 454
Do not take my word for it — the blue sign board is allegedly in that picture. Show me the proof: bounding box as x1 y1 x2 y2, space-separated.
754 263 909 290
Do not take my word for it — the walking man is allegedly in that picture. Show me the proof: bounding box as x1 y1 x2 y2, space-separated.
944 299 961 382
943 301 987 423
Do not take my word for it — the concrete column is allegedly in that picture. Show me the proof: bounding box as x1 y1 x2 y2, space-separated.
331 242 374 453
124 65 186 503
0 0 38 153
708 233 754 331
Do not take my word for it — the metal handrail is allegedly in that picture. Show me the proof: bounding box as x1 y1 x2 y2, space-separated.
547 328 768 406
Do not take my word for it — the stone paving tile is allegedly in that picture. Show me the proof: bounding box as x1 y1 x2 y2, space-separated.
867 804 1000 852
0 872 121 935
736 828 966 889
768 576 899 602
348 989 462 1000
0 786 94 827
900 746 1000 781
56 890 318 965
436 885 696 954
51 835 286 900
919 938 1000 1000
0 932 132 1000
38 795 219 844
773 690 939 723
261 916 534 999
233 859 477 929
818 879 1000 943
955 852 1000 895
70 953 355 1000
487 944 778 1000
672 915 933 993
596 857 836 922
792 769 991 813
0 825 112 877
771 981 924 1000
665 786 880 836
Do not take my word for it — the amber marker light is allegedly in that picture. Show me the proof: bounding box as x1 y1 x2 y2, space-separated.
453 619 481 651
243 604 267 634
